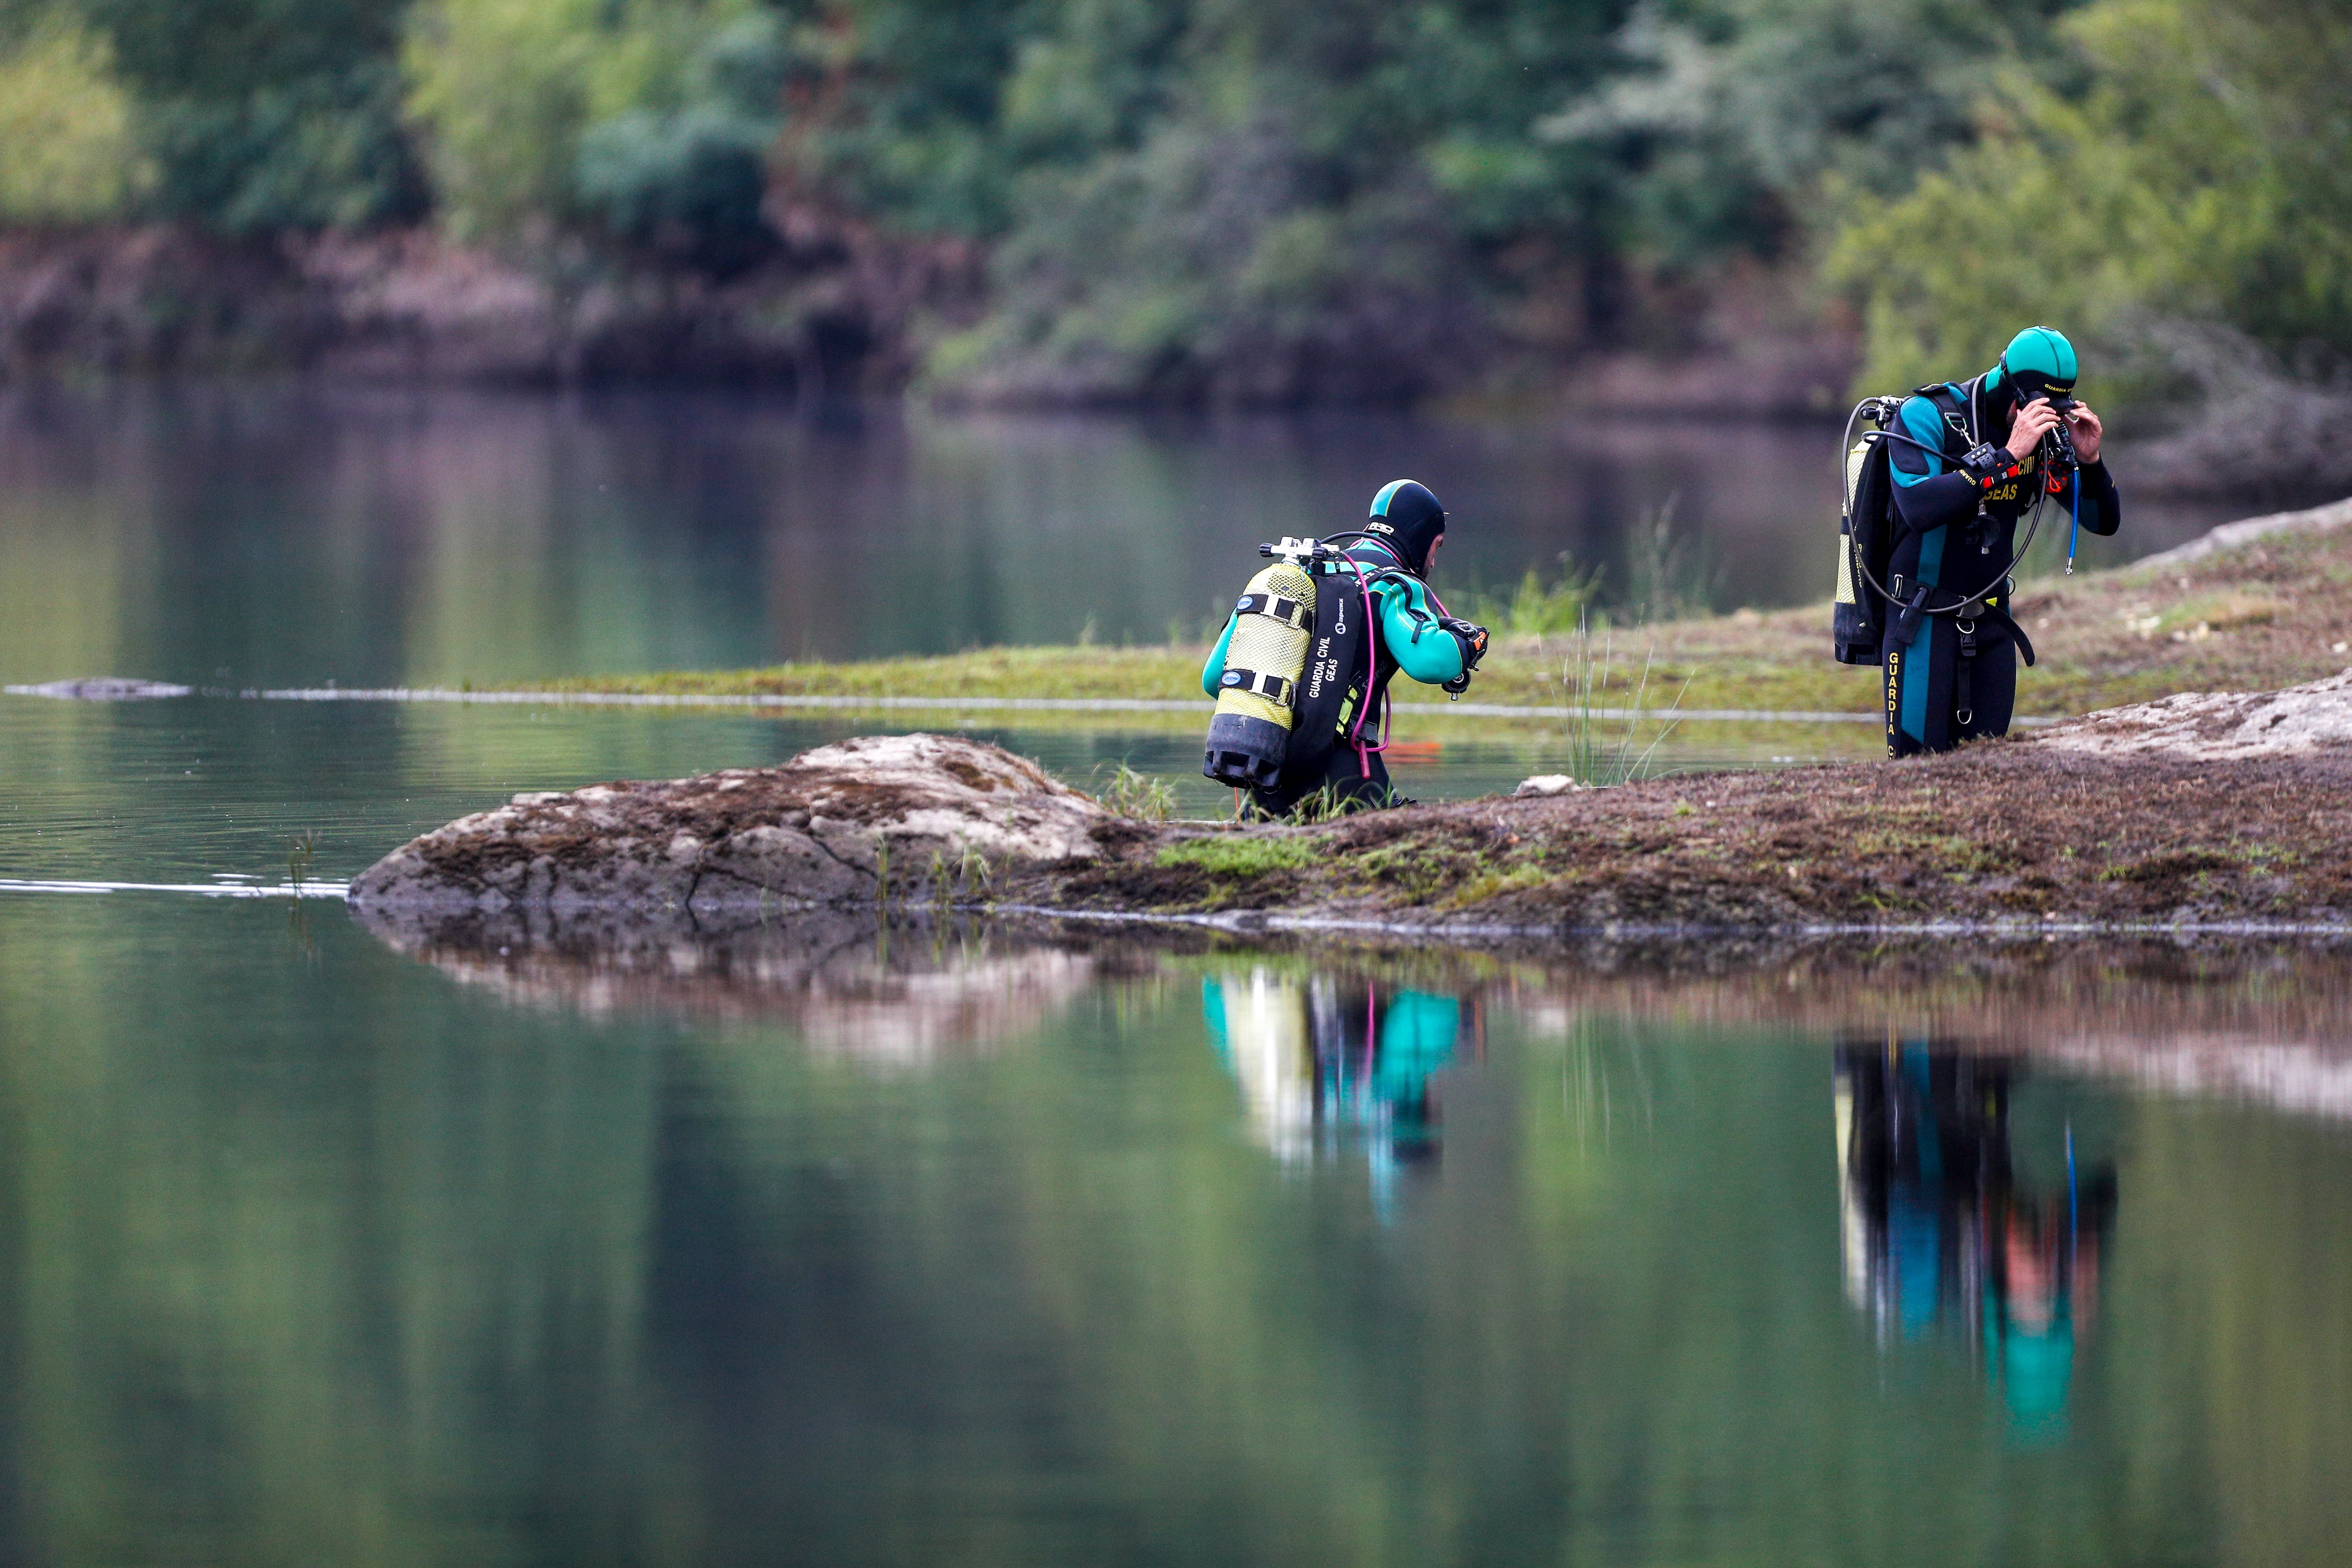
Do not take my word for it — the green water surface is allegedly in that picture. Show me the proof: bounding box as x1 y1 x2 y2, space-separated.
0 388 2340 1568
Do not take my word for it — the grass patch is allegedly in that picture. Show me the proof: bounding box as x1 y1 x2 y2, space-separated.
491 513 2352 731
1155 836 1320 876
1091 761 1178 822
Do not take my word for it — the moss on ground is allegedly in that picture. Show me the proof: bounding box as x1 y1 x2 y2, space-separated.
1032 740 2352 931
1154 836 1319 876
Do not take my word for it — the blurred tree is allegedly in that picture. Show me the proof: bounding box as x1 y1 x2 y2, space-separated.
69 0 425 230
922 0 1640 403
1537 0 2090 268
577 14 787 272
0 8 147 222
1829 0 2352 395
13 0 2338 412
407 0 780 268
769 0 1034 238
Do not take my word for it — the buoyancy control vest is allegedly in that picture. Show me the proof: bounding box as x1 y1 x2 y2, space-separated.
1833 383 1981 665
1837 379 2061 716
1203 537 1375 790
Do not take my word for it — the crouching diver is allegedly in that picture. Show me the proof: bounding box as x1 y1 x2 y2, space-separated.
1883 326 2121 755
1202 479 1489 819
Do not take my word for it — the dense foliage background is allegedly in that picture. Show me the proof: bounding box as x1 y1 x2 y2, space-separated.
0 0 2345 409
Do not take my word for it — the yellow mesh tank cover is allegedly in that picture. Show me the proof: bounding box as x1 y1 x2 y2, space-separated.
1217 562 1316 730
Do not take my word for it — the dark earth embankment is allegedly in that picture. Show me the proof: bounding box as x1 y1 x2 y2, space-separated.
1037 740 2352 934
0 224 975 389
0 225 1861 412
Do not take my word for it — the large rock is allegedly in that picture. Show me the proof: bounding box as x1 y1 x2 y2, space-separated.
347 733 1110 917
2033 668 2352 759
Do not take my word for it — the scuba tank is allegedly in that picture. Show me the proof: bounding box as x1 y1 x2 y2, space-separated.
1833 394 1905 666
1203 536 1374 791
1203 545 1320 790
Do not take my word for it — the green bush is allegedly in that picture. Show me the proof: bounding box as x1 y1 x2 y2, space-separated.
404 0 766 252
1829 0 2352 397
1460 557 1601 638
573 16 784 271
72 0 423 231
0 9 146 222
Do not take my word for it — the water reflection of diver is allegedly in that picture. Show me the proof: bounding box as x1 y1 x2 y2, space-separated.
1833 1041 2116 1430
1202 970 1478 1185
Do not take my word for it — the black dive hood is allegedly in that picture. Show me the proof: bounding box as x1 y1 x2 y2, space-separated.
1365 479 1446 575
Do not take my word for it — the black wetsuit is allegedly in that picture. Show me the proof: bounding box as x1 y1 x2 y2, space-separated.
1884 380 2121 755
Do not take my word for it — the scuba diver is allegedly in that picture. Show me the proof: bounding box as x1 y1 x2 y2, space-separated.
1201 480 1488 820
1877 326 2122 755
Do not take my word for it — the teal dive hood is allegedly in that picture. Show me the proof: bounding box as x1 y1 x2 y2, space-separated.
1989 326 2079 399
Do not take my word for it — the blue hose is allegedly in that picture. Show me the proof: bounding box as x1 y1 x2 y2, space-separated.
2065 469 2082 574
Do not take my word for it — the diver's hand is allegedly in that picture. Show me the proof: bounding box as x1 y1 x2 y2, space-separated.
1438 617 1489 671
2065 400 2103 463
2004 398 2063 465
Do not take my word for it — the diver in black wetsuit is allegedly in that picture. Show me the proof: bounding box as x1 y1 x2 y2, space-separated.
1883 326 2122 755
1201 480 1486 818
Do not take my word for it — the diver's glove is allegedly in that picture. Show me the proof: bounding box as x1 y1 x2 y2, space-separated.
1437 617 1487 697
1438 617 1489 671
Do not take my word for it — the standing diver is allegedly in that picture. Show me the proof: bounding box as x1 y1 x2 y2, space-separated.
1883 327 2121 755
1201 480 1488 819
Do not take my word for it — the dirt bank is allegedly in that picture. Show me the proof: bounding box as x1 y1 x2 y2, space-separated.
1029 734 2352 934
352 668 2352 938
0 223 1854 409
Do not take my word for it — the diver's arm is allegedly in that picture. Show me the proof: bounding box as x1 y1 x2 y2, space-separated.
1888 395 1979 535
1200 614 1237 696
1891 471 1980 534
2075 460 2121 537
1375 579 1469 685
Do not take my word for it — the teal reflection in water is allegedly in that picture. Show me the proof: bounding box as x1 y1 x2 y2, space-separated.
1202 970 1475 1207
5 893 2352 1565
1835 1043 2119 1439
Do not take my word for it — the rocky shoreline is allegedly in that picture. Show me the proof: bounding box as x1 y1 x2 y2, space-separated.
0 225 1852 413
0 224 970 389
349 674 2352 945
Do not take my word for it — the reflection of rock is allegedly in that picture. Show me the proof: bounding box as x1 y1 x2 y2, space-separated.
2035 1037 2352 1122
348 733 1109 917
6 676 192 700
354 900 1096 1067
1508 938 2352 1122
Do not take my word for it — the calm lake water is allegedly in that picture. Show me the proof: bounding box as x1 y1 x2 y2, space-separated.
0 381 2241 684
2 385 2342 1567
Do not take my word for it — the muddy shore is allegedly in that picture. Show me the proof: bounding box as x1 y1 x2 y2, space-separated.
349 685 2352 940
1019 740 2352 935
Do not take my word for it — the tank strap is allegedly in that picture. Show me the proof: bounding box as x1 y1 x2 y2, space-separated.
1217 667 1294 707
1234 592 1311 630
1955 616 1979 729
